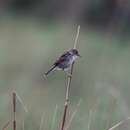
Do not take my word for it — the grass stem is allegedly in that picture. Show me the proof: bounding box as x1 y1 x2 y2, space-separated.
60 25 80 130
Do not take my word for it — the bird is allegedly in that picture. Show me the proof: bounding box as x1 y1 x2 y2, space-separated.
43 49 80 77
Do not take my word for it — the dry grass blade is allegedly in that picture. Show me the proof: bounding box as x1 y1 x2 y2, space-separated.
73 25 80 49
2 120 12 130
87 110 92 130
60 25 81 130
64 99 82 130
108 117 130 130
51 105 58 130
39 112 45 130
15 91 28 113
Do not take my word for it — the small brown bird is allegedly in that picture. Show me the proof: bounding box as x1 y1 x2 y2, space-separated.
44 49 80 77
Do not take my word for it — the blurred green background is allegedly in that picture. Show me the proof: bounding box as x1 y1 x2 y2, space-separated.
0 0 130 130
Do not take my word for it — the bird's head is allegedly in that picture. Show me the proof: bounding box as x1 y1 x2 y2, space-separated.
70 49 81 57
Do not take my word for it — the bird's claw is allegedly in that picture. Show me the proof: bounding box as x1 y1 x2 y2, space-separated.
67 73 72 77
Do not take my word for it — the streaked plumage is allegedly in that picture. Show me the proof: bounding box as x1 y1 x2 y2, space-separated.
44 49 80 76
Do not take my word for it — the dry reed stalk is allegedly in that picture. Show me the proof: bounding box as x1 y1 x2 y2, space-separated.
60 25 80 130
12 92 16 130
64 99 82 130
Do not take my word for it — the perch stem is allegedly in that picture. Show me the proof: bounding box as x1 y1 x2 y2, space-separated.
60 25 80 130
13 92 16 130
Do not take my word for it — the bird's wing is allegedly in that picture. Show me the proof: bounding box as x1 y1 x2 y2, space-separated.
54 51 70 66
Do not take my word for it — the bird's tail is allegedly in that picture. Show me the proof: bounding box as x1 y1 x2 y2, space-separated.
44 65 56 77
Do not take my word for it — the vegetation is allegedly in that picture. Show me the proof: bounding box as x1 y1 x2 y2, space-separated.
0 18 130 129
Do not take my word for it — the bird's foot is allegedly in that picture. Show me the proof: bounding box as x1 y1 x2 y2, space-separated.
66 72 72 77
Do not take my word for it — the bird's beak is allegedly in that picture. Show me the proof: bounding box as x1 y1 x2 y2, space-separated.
77 54 81 57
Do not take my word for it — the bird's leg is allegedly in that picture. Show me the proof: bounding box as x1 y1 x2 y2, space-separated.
63 70 72 77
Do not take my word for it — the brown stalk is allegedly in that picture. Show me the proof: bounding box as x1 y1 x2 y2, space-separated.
13 92 16 130
60 25 80 130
